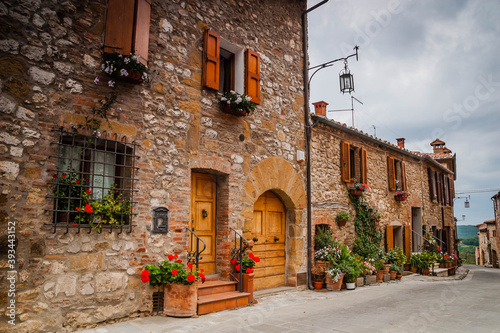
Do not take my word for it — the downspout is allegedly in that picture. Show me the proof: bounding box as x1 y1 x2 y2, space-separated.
302 0 329 290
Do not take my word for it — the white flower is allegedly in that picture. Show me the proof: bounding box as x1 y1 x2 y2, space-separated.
226 100 231 104
118 54 122 58
235 97 242 104
120 68 128 76
108 80 115 87
220 97 227 102
230 90 235 94
245 96 252 101
94 77 99 85
141 72 148 80
124 58 130 64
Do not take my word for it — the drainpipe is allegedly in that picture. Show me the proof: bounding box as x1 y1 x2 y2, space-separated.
302 0 329 290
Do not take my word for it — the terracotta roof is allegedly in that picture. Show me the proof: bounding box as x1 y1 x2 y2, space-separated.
422 152 454 159
484 219 496 224
430 138 446 145
312 115 454 174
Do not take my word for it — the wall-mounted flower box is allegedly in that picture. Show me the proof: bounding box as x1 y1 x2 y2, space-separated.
350 189 363 196
394 191 410 201
220 103 249 117
394 195 406 201
219 91 256 117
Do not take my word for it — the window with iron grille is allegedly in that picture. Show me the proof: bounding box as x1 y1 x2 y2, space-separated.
48 128 138 233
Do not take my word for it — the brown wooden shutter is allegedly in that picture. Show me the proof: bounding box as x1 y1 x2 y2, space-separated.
246 49 261 104
437 173 443 204
387 156 396 191
202 29 220 90
428 168 434 201
444 175 449 206
401 161 407 191
386 226 394 251
341 141 351 183
404 225 411 259
133 0 151 65
104 0 135 55
360 148 368 185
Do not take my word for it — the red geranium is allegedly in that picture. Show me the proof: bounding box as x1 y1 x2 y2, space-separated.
176 259 182 263
141 270 149 283
168 254 175 260
171 269 178 275
249 253 255 259
246 268 253 274
174 254 178 258
187 263 193 269
86 190 92 195
76 179 80 184
231 258 237 264
235 264 240 271
61 173 66 178
254 256 260 263
75 207 81 212
199 273 206 283
84 204 93 213
187 274 196 283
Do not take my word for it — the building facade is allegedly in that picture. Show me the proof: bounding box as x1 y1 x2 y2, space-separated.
0 0 308 331
310 103 457 258
476 220 497 267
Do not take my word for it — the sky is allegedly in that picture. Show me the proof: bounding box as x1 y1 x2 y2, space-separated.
307 0 500 226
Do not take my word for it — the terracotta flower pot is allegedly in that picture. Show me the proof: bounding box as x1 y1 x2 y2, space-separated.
376 270 384 283
394 195 406 201
410 267 417 273
164 282 198 317
423 268 430 275
337 219 347 227
242 272 255 303
389 270 397 280
350 189 363 196
221 103 248 117
396 274 402 280
125 70 144 83
326 273 343 291
313 281 323 290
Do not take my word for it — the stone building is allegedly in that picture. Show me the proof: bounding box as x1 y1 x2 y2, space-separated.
491 191 500 268
310 102 457 258
475 220 497 266
0 0 308 331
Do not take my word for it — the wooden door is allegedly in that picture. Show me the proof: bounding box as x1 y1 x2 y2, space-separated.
191 173 216 275
244 191 286 291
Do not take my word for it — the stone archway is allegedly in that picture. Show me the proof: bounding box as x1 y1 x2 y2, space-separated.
241 157 306 287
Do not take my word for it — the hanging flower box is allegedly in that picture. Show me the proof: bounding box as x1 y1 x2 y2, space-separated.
350 189 363 196
101 52 149 85
349 182 368 196
394 190 410 202
218 91 256 117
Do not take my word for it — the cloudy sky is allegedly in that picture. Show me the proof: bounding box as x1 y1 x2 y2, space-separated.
307 0 500 226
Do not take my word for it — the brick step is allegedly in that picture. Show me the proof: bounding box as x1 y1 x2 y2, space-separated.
197 291 250 315
198 280 238 296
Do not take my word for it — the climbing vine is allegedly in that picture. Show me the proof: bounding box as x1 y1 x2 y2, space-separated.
349 191 384 259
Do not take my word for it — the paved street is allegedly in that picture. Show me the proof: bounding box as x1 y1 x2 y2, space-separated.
79 265 500 333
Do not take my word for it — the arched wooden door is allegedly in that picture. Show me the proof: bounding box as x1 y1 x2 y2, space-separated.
244 191 286 290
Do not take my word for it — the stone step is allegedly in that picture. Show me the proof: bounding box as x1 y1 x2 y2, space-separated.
197 291 250 315
432 268 449 277
198 280 238 297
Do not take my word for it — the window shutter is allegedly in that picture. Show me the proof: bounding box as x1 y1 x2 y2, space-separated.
133 0 151 66
387 156 396 191
386 226 394 251
340 141 351 183
104 0 135 55
437 173 442 204
444 175 449 205
246 49 261 104
401 161 407 191
404 225 411 260
202 29 220 90
360 148 368 185
428 168 434 201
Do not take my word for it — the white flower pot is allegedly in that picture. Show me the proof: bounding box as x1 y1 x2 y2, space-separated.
346 282 356 290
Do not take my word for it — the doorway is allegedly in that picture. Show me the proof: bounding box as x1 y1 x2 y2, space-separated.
244 191 286 291
190 172 217 275
411 207 422 252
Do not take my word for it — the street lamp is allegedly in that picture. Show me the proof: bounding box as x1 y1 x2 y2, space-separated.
454 195 471 208
339 60 354 94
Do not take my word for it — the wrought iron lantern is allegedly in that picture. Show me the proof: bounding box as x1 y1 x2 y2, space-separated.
339 61 354 94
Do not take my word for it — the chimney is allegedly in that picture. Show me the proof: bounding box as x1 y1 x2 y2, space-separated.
312 101 328 116
396 138 405 148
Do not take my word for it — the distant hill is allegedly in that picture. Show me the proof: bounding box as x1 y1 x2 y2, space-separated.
457 225 479 240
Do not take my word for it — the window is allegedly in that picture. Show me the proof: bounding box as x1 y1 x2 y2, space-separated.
49 129 137 232
427 169 453 206
387 156 406 191
340 141 368 184
104 0 151 65
203 29 261 104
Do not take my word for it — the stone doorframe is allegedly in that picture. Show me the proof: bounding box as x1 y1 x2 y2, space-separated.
241 157 307 287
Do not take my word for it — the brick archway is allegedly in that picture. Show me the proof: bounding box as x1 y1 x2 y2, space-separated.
241 156 306 286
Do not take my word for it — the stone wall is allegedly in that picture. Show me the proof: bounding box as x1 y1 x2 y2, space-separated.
310 117 457 254
0 0 307 331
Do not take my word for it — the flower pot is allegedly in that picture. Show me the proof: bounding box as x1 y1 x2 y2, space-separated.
326 273 343 291
164 282 198 317
376 270 384 283
337 219 347 227
242 273 254 303
410 267 417 273
315 260 327 271
389 270 397 280
394 195 406 201
383 264 391 274
364 274 377 285
396 274 402 280
350 189 363 196
221 103 248 117
125 70 144 83
423 268 430 275
313 281 323 290
346 282 356 290
404 264 410 271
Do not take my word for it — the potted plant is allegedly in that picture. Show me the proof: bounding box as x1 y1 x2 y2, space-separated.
311 265 325 290
142 254 205 317
389 263 399 280
218 90 257 116
374 259 385 283
313 227 336 251
325 266 343 291
231 253 259 302
336 211 350 227
51 172 84 222
349 181 369 196
395 265 403 280
101 51 149 84
343 264 360 290
409 254 420 273
394 190 410 201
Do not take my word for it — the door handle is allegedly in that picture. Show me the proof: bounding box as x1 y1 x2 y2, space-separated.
274 236 279 242
253 237 258 242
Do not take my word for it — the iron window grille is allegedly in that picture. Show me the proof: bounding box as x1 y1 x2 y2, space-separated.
47 128 138 234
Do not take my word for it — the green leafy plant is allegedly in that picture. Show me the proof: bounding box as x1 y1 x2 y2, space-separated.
389 263 401 274
311 265 325 282
409 254 421 269
314 227 338 251
374 259 385 272
349 194 384 259
51 172 84 212
141 254 205 286
384 247 407 265
218 90 257 115
231 253 260 274
336 211 351 222
102 51 149 83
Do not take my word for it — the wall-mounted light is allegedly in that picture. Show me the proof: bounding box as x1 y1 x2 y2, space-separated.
339 60 354 94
